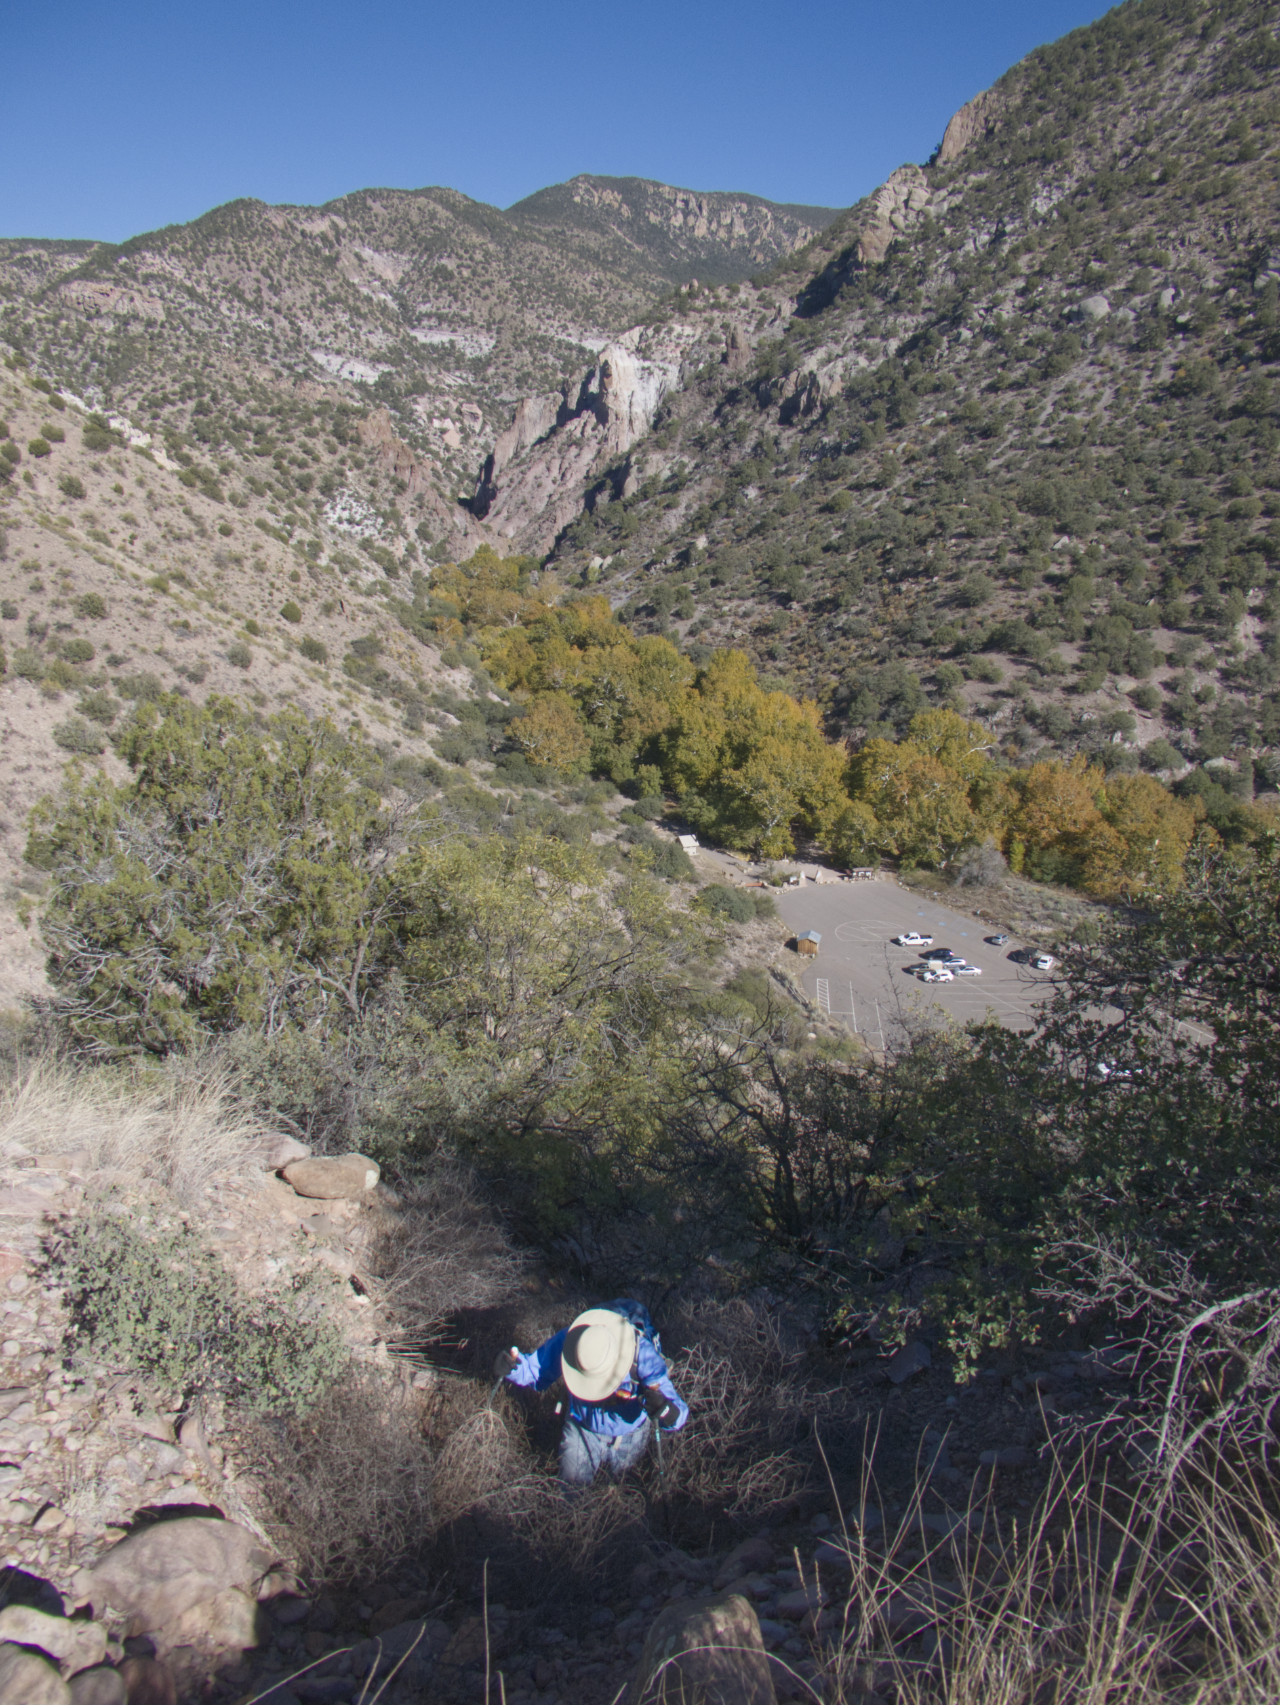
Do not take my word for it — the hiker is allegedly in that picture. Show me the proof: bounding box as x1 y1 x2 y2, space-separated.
494 1299 688 1485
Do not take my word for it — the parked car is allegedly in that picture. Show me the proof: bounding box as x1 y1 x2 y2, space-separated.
954 964 983 975
987 933 1009 946
1031 952 1057 971
921 966 955 983
925 948 966 965
1090 1059 1136 1082
893 931 934 947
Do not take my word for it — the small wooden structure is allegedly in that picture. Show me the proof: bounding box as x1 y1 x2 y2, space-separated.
677 834 699 852
795 929 822 958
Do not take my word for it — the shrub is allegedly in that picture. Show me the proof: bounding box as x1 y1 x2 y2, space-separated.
11 647 44 680
52 717 107 755
635 796 666 820
243 618 261 636
42 423 65 444
299 635 328 663
28 438 51 458
82 418 116 451
77 593 106 619
1 600 17 620
114 671 166 701
78 690 118 726
227 642 252 669
49 1209 348 1415
696 883 755 923
1140 736 1183 772
280 600 302 623
58 474 85 499
1130 683 1162 713
650 840 696 882
61 638 94 664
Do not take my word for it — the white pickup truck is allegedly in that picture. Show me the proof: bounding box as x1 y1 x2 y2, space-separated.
893 931 934 947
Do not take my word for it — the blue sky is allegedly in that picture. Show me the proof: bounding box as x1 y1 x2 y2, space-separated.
3 1 1118 243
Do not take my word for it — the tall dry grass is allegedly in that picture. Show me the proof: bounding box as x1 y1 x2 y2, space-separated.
0 1053 266 1198
802 1439 1280 1705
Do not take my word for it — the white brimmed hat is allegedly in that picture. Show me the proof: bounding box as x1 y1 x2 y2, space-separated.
561 1308 638 1402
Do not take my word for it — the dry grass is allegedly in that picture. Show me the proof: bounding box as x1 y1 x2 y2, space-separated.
804 1441 1280 1705
0 1052 265 1198
366 1161 526 1341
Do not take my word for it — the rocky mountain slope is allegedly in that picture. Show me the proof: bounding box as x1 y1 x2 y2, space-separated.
0 178 833 565
495 0 1280 807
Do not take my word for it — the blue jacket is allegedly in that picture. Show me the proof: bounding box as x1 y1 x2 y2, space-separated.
506 1301 689 1437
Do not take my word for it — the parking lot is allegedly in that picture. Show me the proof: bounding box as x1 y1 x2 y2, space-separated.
773 879 1053 1052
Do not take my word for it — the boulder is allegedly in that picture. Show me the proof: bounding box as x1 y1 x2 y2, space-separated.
712 1536 774 1589
262 1135 311 1171
116 1659 175 1705
887 1340 931 1384
72 1518 273 1632
154 1586 263 1653
0 1642 71 1704
281 1155 379 1200
1079 294 1112 321
628 1592 775 1705
68 1669 127 1705
0 1606 106 1672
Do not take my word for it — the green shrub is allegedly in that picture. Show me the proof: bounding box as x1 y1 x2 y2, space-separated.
1 601 17 620
1 442 19 465
78 690 118 726
280 600 303 624
77 593 106 619
52 717 107 755
48 1209 349 1415
243 619 261 637
696 883 755 923
635 796 666 820
650 840 696 882
227 642 252 669
82 417 116 452
42 423 65 444
1141 737 1183 772
58 474 85 499
751 889 779 919
299 635 328 663
28 438 51 459
46 658 81 689
11 648 44 681
61 638 95 665
115 671 166 701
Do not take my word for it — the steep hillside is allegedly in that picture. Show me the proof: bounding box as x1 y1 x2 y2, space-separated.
514 0 1280 808
0 180 834 571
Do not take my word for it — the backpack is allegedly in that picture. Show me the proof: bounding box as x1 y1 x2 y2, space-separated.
603 1297 664 1372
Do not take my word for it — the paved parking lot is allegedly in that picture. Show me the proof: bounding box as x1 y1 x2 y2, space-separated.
773 879 1053 1051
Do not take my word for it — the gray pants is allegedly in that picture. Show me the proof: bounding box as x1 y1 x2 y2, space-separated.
558 1417 652 1485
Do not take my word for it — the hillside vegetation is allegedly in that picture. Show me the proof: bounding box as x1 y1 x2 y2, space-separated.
545 0 1280 831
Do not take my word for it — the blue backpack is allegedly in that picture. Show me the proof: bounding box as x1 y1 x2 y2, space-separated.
604 1297 663 1373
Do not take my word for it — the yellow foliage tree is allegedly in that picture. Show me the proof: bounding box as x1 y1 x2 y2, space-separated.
511 693 592 774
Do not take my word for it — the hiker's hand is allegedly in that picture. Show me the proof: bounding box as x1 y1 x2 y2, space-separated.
643 1388 675 1426
493 1348 519 1381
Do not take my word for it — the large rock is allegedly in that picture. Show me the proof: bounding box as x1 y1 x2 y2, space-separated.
0 1606 106 1672
154 1586 263 1653
281 1155 379 1200
261 1134 311 1171
68 1669 126 1705
71 1518 273 1632
713 1536 774 1589
116 1659 174 1705
0 1641 71 1704
628 1592 775 1705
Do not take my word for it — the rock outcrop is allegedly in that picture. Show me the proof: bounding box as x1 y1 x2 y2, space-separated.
628 1591 776 1705
937 86 1005 163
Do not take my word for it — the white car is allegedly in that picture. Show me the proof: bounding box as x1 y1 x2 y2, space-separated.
1031 952 1057 971
921 966 955 983
954 964 983 976
894 931 934 947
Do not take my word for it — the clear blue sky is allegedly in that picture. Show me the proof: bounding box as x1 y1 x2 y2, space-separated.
3 0 1119 243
